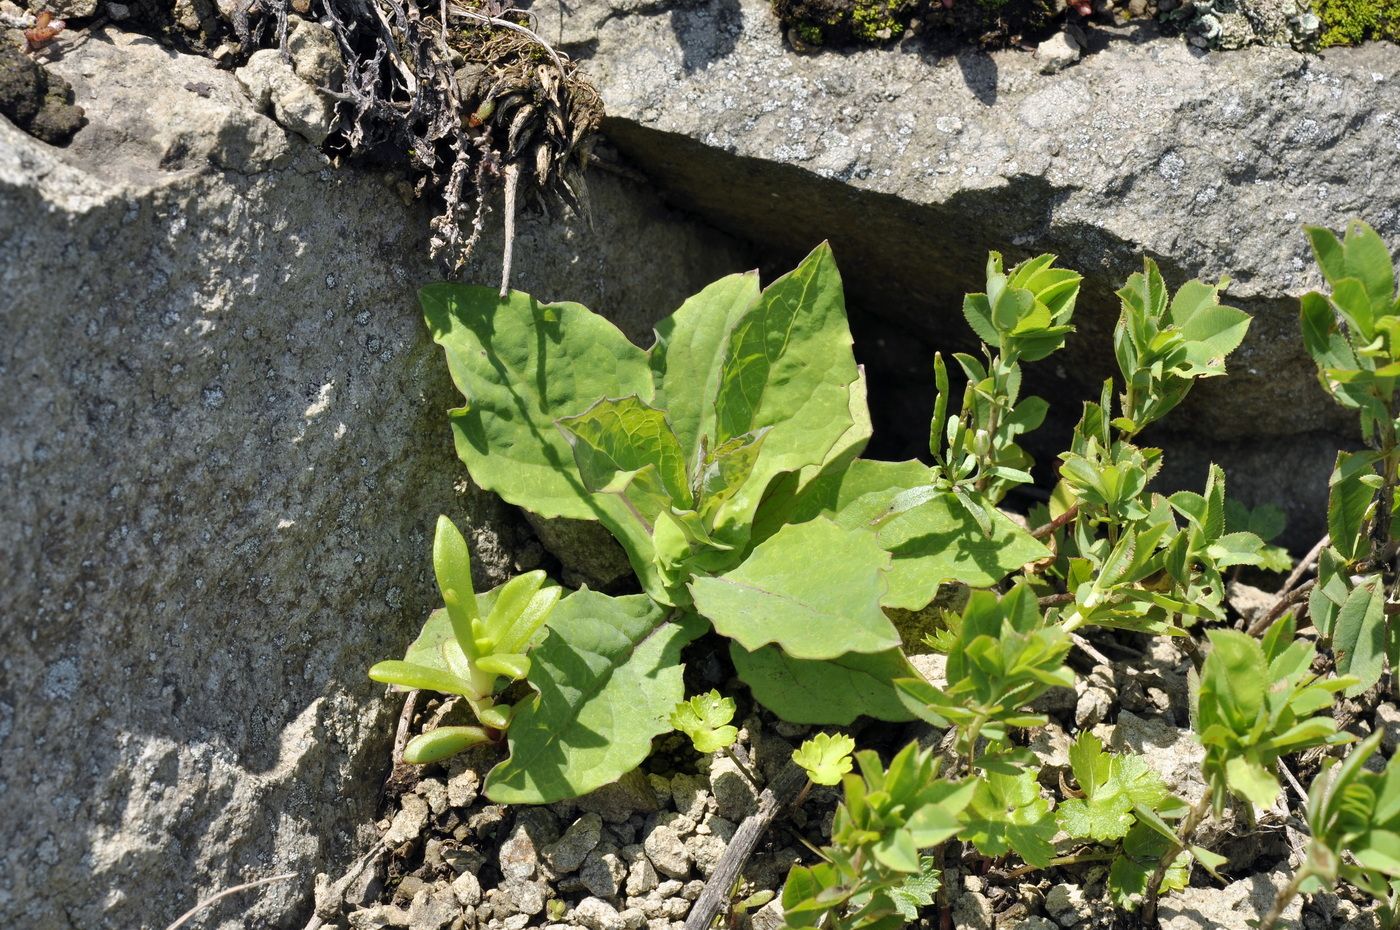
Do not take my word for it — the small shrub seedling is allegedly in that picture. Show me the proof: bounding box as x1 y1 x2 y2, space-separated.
369 220 1400 929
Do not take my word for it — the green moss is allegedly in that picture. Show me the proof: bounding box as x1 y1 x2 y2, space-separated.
797 21 826 42
1315 0 1400 45
850 0 903 40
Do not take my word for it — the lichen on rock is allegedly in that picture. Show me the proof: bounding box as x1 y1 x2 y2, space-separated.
0 41 83 144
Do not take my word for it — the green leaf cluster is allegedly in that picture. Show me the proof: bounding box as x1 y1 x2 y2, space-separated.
1195 626 1354 810
781 743 974 930
368 515 561 762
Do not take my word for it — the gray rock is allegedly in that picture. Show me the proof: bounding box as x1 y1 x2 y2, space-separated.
577 773 663 823
953 890 994 930
572 0 1400 545
236 47 337 145
1 27 748 930
351 904 413 929
42 0 98 17
1158 871 1301 929
499 810 561 882
624 844 660 896
750 899 786 930
909 652 948 687
1074 664 1117 729
1376 704 1400 755
669 773 710 820
416 778 449 816
619 906 648 930
447 765 481 808
452 871 483 907
1033 31 1082 74
643 825 692 879
685 832 727 878
575 896 627 930
498 879 548 917
407 887 461 930
710 754 759 821
0 42 84 146
1002 919 1060 930
546 813 606 874
580 848 629 898
386 795 431 847
1044 883 1090 927
524 512 635 590
287 16 343 88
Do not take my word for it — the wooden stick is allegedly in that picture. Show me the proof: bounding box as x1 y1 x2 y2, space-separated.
684 763 808 930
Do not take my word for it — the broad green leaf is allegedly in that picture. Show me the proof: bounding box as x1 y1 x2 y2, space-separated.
650 271 761 465
1330 451 1380 561
670 689 739 754
708 243 860 532
730 644 916 725
1333 578 1387 697
1306 224 1347 286
1339 220 1396 311
422 285 664 596
1170 279 1249 373
421 284 652 520
960 769 1057 868
792 732 856 786
557 395 692 520
1225 755 1280 809
485 593 703 804
875 491 1049 610
1199 630 1267 736
694 429 770 518
690 518 898 660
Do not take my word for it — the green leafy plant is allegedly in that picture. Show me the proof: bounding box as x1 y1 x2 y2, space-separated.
781 742 974 930
1293 219 1400 695
671 690 739 754
895 583 1072 772
1258 732 1400 930
382 227 1400 929
369 516 703 802
369 515 561 762
793 732 857 786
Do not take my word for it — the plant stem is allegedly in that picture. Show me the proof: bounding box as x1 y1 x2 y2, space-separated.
723 746 763 792
1256 867 1308 930
1141 789 1213 927
997 851 1115 881
1031 504 1079 540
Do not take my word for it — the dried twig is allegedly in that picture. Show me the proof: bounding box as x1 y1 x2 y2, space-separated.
164 873 298 930
1281 535 1330 598
499 161 520 296
684 763 808 930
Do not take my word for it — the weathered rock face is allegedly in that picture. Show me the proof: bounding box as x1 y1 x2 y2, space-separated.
557 0 1400 541
0 30 747 930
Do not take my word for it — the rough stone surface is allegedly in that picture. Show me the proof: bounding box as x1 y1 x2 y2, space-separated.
236 47 337 146
0 27 748 930
561 0 1400 542
1158 871 1301 929
545 812 606 874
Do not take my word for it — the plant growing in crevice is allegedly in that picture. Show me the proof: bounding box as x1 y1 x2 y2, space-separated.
376 226 1400 930
369 515 561 762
